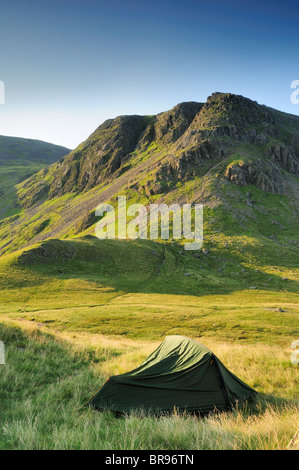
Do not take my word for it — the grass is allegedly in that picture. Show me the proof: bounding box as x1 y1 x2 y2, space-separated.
0 235 297 343
0 234 297 450
0 162 46 220
0 136 69 220
0 321 298 450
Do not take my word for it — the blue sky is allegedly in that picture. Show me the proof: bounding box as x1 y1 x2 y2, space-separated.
0 0 298 148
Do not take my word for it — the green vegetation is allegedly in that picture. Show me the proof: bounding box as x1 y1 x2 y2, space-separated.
0 235 297 344
0 93 298 449
0 135 70 219
0 163 44 219
0 322 298 450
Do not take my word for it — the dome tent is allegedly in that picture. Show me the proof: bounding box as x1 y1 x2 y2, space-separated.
87 335 257 414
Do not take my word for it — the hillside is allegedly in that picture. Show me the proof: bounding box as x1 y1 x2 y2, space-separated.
0 135 70 220
0 92 298 256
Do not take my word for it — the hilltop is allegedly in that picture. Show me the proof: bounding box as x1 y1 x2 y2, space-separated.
0 135 70 220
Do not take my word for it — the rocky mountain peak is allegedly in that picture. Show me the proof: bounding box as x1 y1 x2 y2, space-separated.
16 93 299 211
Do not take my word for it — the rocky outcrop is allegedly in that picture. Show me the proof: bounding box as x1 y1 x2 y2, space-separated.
224 142 299 194
224 160 287 194
49 115 150 197
74 210 99 234
268 144 299 175
137 101 204 148
154 140 224 184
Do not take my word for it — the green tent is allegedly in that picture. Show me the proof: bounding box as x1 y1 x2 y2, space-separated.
87 335 257 414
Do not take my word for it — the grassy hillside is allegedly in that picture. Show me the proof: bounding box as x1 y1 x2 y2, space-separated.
0 321 298 450
0 135 70 220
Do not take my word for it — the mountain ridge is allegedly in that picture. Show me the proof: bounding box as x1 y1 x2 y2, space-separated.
17 93 299 207
0 92 298 255
0 134 70 164
0 135 71 221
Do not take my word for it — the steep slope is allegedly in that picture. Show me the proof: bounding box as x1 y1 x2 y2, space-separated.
0 135 70 220
17 101 203 206
0 93 298 256
157 93 299 191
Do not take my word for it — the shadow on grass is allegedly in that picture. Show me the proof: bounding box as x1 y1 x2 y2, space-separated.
12 236 299 298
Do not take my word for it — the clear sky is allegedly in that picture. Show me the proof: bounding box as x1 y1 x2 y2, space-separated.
0 0 298 149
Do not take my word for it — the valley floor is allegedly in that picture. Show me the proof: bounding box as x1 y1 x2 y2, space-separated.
0 237 298 450
0 318 298 450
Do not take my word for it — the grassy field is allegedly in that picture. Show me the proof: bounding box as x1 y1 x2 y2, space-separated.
0 235 297 343
0 235 298 450
0 320 298 450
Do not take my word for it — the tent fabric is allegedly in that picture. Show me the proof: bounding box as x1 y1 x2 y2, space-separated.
87 335 257 414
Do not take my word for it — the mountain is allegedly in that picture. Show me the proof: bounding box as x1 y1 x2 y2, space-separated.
0 92 298 256
0 135 70 164
0 135 70 220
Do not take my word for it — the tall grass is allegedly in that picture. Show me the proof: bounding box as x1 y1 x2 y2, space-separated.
0 321 298 450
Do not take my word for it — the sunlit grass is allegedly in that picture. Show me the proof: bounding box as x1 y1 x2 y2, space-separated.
0 235 298 449
0 321 298 450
